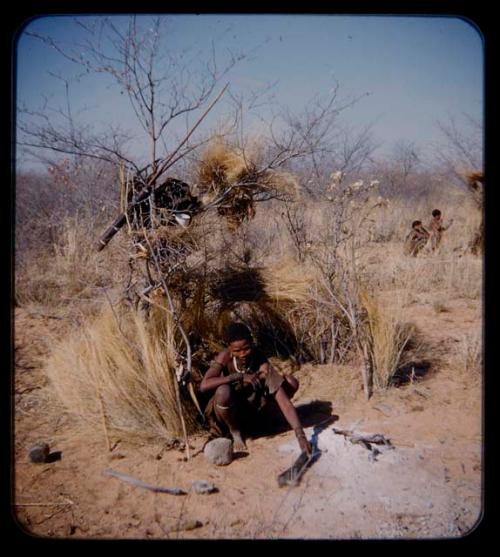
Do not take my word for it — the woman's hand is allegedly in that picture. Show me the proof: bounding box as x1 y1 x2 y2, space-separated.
242 373 261 390
294 427 312 456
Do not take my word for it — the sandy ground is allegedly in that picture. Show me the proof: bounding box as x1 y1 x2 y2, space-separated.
12 293 483 541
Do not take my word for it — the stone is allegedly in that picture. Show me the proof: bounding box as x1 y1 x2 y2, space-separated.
28 442 50 463
203 438 233 466
191 480 218 494
169 519 203 532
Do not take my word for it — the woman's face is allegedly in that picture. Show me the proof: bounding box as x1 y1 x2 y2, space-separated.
229 338 253 366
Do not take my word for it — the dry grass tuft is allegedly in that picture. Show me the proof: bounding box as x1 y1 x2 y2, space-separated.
362 247 482 301
260 256 319 305
452 329 483 381
15 215 128 309
361 291 418 390
45 303 200 443
433 301 450 314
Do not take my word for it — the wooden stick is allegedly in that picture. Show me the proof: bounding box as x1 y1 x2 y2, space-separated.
88 345 112 452
103 468 187 495
141 229 193 460
14 501 73 507
147 82 229 186
173 376 191 461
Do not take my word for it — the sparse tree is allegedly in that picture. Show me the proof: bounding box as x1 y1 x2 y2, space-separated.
433 113 483 187
374 140 422 198
18 16 246 178
265 86 377 198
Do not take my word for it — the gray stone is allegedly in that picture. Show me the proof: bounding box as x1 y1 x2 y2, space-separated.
191 480 218 494
28 442 50 463
203 438 233 466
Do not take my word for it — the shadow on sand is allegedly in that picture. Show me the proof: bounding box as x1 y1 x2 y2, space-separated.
391 360 433 386
249 399 338 440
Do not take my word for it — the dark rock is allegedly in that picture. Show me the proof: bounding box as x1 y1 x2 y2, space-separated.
28 442 50 463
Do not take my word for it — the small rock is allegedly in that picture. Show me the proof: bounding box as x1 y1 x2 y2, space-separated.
28 442 50 463
170 519 203 532
191 480 218 494
204 438 233 466
66 524 78 536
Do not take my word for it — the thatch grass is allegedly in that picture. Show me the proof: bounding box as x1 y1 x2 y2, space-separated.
261 256 319 305
178 258 317 363
197 140 249 195
196 140 298 230
45 303 200 443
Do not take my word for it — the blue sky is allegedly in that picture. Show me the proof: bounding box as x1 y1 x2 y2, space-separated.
15 14 483 169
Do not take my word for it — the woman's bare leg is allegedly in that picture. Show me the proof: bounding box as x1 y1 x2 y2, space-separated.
213 384 247 452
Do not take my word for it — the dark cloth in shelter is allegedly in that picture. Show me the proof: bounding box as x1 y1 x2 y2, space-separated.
130 177 201 229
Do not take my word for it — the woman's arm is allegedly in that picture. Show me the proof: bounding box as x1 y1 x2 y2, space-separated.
274 387 312 455
199 351 243 392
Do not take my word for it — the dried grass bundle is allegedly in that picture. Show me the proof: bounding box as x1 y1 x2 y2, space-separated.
197 140 248 195
361 291 416 390
261 256 318 305
196 140 298 229
463 170 483 212
45 304 200 442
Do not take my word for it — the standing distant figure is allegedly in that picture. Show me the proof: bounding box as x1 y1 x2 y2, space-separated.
428 209 453 251
404 220 430 257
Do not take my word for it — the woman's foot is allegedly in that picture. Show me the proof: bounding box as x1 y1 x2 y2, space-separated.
231 430 248 453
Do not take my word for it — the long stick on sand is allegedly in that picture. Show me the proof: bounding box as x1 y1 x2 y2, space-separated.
103 468 187 495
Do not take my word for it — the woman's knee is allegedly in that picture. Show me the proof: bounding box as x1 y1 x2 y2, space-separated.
214 384 233 406
283 375 299 398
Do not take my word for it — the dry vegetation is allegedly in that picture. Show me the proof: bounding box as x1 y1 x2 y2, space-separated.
45 304 201 443
15 142 483 447
13 151 484 541
14 17 484 539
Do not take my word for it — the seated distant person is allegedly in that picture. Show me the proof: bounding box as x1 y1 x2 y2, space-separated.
200 322 312 456
404 220 430 257
427 209 453 251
